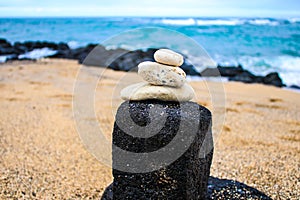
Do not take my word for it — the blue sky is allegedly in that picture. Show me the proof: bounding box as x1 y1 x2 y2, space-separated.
0 0 299 17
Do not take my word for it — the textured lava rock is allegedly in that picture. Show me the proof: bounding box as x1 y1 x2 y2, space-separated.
263 72 285 87
217 65 245 77
207 177 272 200
201 65 284 87
102 177 272 200
229 71 258 83
101 100 214 199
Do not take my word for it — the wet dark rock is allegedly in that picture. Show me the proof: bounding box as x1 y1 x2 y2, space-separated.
79 45 128 67
108 49 155 71
0 38 14 54
201 68 220 77
202 65 284 87
0 39 70 59
289 85 300 90
229 71 284 87
107 48 200 75
102 100 214 199
0 38 9 44
0 38 12 48
263 72 285 87
229 70 257 83
49 44 97 60
13 42 28 54
201 65 246 77
217 65 245 77
57 42 70 50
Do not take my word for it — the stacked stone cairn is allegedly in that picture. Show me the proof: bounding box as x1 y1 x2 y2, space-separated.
121 49 195 101
102 49 213 200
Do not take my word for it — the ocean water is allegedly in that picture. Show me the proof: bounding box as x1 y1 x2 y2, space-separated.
0 17 300 86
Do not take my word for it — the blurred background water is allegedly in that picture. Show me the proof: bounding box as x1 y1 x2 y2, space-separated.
0 17 300 85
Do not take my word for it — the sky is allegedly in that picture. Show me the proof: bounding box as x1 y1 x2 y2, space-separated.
0 0 299 18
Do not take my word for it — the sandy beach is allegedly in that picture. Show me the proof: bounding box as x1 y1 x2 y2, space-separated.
0 59 299 199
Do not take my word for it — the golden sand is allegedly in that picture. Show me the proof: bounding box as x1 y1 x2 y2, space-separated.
0 59 299 199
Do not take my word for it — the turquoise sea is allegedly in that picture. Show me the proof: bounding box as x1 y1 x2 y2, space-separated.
0 17 300 86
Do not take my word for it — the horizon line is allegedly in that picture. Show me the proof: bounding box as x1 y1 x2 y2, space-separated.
0 16 299 19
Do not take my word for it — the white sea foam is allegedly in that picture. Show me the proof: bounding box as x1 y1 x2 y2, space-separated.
186 75 228 82
161 18 245 26
196 19 243 26
18 48 57 60
237 56 300 86
161 18 282 26
0 55 18 63
288 18 300 23
284 87 300 93
204 54 300 86
161 18 196 26
0 56 7 63
67 41 80 49
248 19 279 26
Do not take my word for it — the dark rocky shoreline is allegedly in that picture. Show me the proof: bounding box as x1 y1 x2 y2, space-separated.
0 38 296 88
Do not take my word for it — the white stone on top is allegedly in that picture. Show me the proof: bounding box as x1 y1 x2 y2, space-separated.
154 49 184 67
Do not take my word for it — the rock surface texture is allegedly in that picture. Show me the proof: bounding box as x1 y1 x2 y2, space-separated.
101 100 214 200
121 49 195 101
154 49 184 67
138 61 186 87
120 82 194 102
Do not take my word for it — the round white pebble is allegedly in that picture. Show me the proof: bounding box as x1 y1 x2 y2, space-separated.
154 49 184 67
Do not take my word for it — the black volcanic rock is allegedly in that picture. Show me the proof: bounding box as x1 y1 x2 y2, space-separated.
0 39 71 58
217 65 245 77
57 42 70 50
102 100 214 199
263 72 285 87
0 38 9 44
102 176 272 200
79 45 128 66
108 49 155 71
208 177 272 199
107 48 201 75
290 85 300 89
0 38 14 54
202 65 284 87
201 65 246 77
229 70 257 83
13 42 28 54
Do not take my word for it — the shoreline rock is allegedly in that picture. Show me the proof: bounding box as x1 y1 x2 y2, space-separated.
201 65 285 87
0 38 290 88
